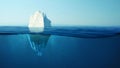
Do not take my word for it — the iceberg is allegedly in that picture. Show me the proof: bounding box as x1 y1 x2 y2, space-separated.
27 11 51 56
28 11 51 32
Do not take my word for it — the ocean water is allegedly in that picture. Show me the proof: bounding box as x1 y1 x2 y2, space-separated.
0 26 120 68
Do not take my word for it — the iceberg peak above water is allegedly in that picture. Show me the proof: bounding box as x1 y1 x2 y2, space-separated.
28 11 51 33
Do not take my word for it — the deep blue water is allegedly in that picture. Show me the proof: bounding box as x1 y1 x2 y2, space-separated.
0 26 120 68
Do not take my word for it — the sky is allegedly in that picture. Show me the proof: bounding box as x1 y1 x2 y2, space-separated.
0 0 120 26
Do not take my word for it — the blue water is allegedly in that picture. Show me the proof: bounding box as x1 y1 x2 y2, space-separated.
0 27 120 68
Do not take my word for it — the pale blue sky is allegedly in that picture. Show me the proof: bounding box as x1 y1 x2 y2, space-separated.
0 0 120 26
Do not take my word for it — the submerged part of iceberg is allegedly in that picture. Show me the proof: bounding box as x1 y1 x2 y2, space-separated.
28 11 51 56
27 34 50 56
28 11 51 33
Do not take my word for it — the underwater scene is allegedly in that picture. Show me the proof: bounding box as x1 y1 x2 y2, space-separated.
0 26 120 68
